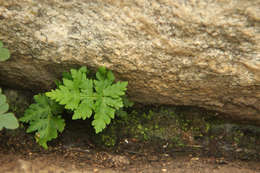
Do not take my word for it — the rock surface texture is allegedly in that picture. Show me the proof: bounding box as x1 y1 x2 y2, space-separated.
0 0 259 123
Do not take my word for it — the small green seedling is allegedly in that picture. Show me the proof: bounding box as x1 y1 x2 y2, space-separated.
0 41 10 61
0 89 19 130
0 41 19 131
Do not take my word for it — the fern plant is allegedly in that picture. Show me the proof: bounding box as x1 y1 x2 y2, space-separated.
20 94 65 149
0 41 19 131
46 66 128 133
21 66 129 148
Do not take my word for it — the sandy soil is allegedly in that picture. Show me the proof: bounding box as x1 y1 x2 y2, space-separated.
1 152 260 173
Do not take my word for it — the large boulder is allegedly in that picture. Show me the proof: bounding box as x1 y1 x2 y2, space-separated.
0 0 259 123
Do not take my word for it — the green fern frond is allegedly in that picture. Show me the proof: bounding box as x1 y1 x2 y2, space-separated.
20 94 65 149
46 67 128 133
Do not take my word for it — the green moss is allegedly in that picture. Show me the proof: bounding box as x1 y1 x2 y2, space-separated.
100 133 117 147
171 136 185 147
92 123 118 147
90 104 260 158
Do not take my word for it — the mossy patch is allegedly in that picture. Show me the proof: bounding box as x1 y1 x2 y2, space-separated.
92 106 213 147
92 105 260 160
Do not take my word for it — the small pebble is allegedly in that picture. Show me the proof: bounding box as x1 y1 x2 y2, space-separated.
191 157 199 161
162 168 167 172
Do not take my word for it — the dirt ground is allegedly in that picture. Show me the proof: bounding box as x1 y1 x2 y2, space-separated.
1 129 260 173
1 106 260 173
1 152 260 173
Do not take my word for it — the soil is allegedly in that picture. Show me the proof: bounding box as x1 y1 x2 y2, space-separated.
1 107 260 173
1 153 260 173
0 132 260 172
